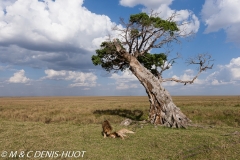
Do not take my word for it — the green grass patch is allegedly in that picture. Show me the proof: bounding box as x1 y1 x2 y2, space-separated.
0 96 240 159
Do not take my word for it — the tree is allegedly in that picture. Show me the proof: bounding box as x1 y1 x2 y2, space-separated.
92 12 213 128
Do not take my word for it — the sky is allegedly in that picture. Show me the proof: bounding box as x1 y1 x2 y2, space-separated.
0 0 240 96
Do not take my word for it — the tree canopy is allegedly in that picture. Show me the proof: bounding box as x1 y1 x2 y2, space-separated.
92 12 213 84
92 12 180 77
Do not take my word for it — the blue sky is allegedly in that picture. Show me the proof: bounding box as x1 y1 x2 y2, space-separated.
0 0 239 96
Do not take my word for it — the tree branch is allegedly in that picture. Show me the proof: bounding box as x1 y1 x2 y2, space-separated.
113 39 123 52
162 54 214 85
159 53 180 76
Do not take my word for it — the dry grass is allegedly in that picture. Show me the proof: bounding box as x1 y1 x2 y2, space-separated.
1 96 240 126
0 96 150 124
173 96 240 127
0 96 240 159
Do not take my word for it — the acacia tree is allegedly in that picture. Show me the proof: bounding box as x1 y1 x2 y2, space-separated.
92 13 213 128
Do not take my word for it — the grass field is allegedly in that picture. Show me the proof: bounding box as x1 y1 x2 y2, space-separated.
0 96 240 159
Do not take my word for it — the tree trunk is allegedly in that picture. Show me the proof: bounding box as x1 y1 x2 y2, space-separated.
128 56 191 128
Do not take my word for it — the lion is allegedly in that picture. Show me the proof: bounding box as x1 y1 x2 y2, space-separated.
109 128 134 139
102 120 134 139
102 120 112 138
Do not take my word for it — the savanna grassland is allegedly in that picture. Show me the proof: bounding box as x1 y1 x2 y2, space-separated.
0 96 240 160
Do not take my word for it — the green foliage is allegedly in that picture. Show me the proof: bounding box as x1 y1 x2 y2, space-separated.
91 13 179 74
137 53 167 76
130 12 179 32
130 29 140 38
92 41 167 76
92 41 129 72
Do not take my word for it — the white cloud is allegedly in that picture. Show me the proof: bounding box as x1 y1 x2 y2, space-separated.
0 0 16 13
230 68 240 80
0 0 117 70
120 0 173 8
42 69 97 87
110 70 140 90
110 70 138 82
8 69 30 83
184 69 194 75
201 0 240 44
119 0 200 34
116 83 138 90
0 65 9 71
202 57 240 86
226 57 240 80
210 79 232 86
0 0 114 51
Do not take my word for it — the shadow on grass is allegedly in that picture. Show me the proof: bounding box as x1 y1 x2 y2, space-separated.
93 109 144 121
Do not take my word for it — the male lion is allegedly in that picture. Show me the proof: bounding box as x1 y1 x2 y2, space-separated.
102 120 134 139
102 120 112 138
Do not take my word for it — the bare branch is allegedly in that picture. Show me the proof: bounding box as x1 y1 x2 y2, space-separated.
162 53 214 85
159 53 181 76
113 39 123 52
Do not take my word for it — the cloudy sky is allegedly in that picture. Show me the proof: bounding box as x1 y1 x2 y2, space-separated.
0 0 239 96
